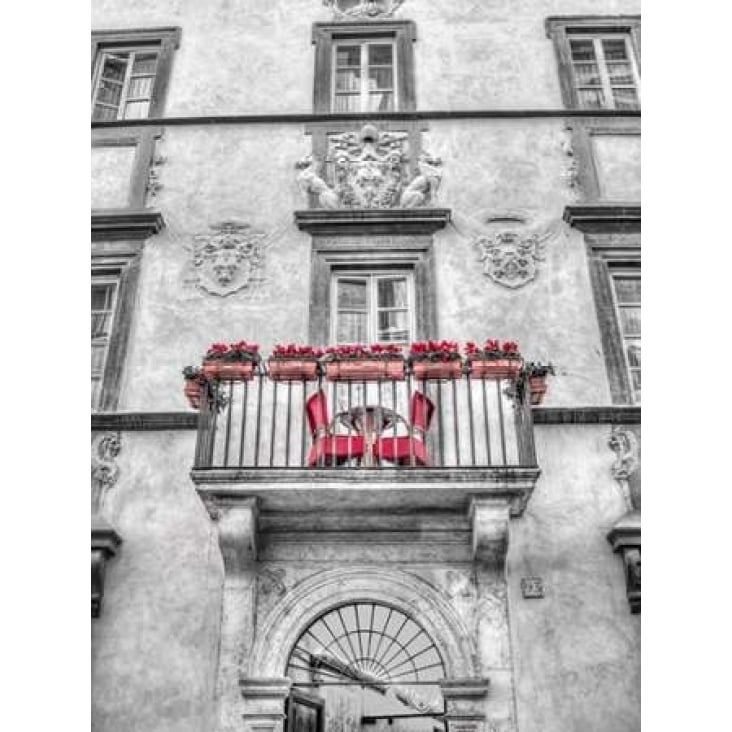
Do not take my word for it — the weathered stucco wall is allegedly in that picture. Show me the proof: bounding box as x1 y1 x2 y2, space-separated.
91 0 641 113
91 432 223 732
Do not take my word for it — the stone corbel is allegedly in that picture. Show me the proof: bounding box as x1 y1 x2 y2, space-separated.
239 677 292 732
607 510 641 614
469 497 511 566
440 678 490 732
203 494 259 573
91 515 122 618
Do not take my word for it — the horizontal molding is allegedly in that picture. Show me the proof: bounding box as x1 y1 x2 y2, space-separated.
91 411 198 431
563 204 641 233
532 406 641 424
295 208 451 235
91 210 166 240
91 108 641 130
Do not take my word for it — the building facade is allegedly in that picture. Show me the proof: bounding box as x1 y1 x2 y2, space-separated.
91 2 641 732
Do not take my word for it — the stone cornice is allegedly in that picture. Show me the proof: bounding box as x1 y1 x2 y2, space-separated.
91 209 166 240
91 411 198 431
294 208 451 235
563 204 641 233
532 406 641 424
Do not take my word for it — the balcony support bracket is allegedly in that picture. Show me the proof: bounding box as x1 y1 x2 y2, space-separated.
204 495 260 572
469 497 511 566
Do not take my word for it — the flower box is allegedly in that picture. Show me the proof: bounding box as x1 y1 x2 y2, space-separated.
325 359 405 382
468 357 523 379
528 375 548 405
411 359 463 380
183 379 202 409
268 358 320 382
202 360 255 381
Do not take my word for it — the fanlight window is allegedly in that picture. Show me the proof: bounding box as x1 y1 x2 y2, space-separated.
287 602 445 712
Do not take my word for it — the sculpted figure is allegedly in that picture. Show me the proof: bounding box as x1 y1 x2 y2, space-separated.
295 155 339 209
400 153 443 208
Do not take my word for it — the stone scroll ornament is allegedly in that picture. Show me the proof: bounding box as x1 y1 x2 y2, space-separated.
91 432 122 514
473 216 553 289
191 220 266 297
323 0 405 19
296 124 442 210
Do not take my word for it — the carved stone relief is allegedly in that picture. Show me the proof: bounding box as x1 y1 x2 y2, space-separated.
257 567 286 598
608 427 640 511
323 0 405 19
560 124 580 197
473 213 555 289
297 125 441 210
91 432 122 514
520 577 545 599
190 220 267 297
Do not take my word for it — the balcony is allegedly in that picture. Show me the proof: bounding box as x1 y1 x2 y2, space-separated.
190 364 540 521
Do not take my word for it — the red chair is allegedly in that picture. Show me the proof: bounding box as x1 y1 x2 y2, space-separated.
305 390 365 467
373 391 435 466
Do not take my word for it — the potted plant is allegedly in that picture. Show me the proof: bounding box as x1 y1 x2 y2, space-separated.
524 361 555 405
465 339 523 379
322 343 405 381
408 340 463 380
201 340 261 381
267 344 324 381
182 366 207 409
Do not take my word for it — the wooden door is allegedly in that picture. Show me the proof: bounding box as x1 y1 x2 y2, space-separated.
286 690 325 732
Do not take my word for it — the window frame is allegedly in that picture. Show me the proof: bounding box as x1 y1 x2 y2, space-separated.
91 26 181 120
331 269 417 345
545 16 640 110
608 268 641 404
91 275 121 408
312 20 416 113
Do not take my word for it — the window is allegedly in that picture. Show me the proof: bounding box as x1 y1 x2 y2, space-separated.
332 271 415 344
568 36 640 109
610 272 641 403
545 16 640 109
333 40 396 112
91 27 181 121
312 21 416 113
91 277 119 408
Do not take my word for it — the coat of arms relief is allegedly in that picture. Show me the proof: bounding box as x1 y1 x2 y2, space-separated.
296 124 442 210
473 214 556 289
323 0 405 19
190 220 267 297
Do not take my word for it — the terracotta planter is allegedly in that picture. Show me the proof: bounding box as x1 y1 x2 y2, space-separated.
324 359 405 381
267 358 320 382
201 359 255 381
528 375 548 405
468 357 523 380
411 359 463 380
183 379 202 409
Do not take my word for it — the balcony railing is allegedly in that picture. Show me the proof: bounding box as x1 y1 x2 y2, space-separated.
193 365 537 471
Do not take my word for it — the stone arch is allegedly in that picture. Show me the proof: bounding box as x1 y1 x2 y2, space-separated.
248 566 481 679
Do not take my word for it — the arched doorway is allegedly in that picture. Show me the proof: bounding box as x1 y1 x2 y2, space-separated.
285 601 446 732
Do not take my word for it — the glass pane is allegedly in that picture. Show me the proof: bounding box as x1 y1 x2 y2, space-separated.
602 38 629 61
127 75 154 99
101 54 129 82
123 100 151 119
91 379 101 409
573 62 602 86
619 307 641 336
92 104 119 121
631 369 641 393
338 279 368 309
612 88 639 109
91 313 111 338
613 278 640 303
92 283 114 309
606 61 634 85
91 342 107 372
626 341 641 369
336 69 361 92
368 92 393 112
377 278 408 308
368 67 393 90
577 88 606 108
377 311 409 343
96 80 124 105
334 93 360 112
369 44 393 66
336 45 361 67
569 39 596 62
337 312 368 343
131 52 158 75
